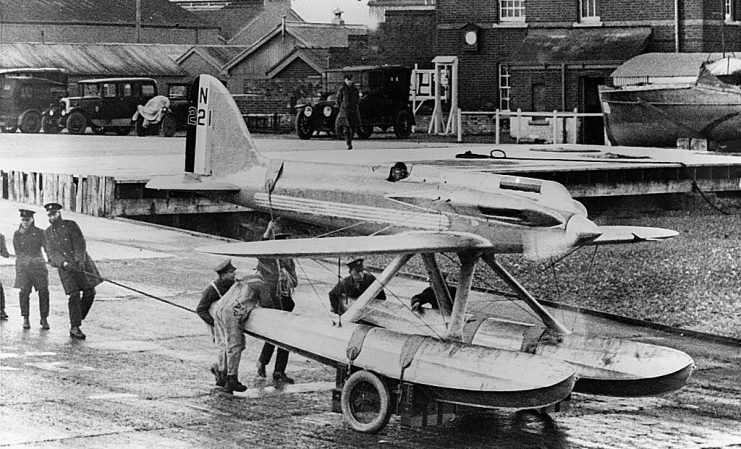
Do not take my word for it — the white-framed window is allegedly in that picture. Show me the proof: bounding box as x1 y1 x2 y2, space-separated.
579 0 599 22
725 0 733 21
499 65 511 111
500 0 525 22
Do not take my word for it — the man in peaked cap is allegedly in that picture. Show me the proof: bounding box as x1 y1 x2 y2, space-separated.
196 258 238 389
43 202 102 340
335 72 361 150
13 209 50 330
328 257 386 316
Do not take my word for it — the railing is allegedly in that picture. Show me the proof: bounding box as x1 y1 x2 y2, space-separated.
456 108 604 144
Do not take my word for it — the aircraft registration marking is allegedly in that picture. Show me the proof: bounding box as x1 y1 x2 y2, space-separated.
253 193 450 230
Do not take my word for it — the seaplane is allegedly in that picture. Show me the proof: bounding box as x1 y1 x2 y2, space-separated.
147 75 695 433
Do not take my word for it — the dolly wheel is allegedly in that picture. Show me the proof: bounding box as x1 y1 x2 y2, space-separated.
340 370 392 433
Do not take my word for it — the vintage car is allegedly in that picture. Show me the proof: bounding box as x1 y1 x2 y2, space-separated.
55 77 158 135
0 75 67 133
294 65 415 140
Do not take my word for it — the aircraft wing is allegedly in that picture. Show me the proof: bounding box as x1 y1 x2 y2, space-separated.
589 225 679 245
196 231 493 258
145 174 240 191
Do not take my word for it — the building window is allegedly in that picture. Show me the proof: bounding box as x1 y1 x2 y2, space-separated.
726 0 733 21
499 65 511 111
500 0 525 22
579 0 599 22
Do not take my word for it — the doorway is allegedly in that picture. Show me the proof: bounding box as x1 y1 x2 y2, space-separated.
580 76 605 145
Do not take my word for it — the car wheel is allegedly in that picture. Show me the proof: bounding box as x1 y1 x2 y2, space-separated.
394 110 412 139
66 111 87 135
19 111 42 133
340 370 392 434
116 126 132 136
41 116 59 134
295 111 313 140
91 126 106 135
160 114 177 137
357 125 373 139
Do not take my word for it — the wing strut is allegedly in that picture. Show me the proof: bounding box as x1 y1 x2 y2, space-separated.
445 250 482 341
481 252 571 335
421 253 453 319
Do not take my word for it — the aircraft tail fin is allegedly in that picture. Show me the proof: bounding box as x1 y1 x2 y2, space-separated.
184 74 267 178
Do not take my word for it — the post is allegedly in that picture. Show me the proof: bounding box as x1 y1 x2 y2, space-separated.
572 108 578 144
516 108 522 143
495 109 501 145
552 110 558 145
456 108 463 142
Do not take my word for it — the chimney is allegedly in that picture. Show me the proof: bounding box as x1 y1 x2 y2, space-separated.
332 7 345 25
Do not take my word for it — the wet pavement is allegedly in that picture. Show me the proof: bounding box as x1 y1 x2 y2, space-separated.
1 200 741 448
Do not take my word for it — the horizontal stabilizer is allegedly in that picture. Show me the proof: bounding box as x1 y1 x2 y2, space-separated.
197 231 493 258
590 225 678 245
145 174 240 192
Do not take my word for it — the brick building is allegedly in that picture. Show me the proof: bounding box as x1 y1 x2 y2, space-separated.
435 0 741 142
0 0 220 44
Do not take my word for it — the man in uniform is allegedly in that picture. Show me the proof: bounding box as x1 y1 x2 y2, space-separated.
255 221 298 384
13 209 50 330
411 272 456 312
0 232 10 321
213 270 271 394
43 203 102 340
335 73 361 150
328 258 386 316
196 258 237 389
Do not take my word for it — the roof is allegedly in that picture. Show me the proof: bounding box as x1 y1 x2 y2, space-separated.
177 46 248 70
0 43 190 78
0 0 213 28
610 52 736 78
265 47 331 78
189 4 263 41
510 28 652 64
224 22 365 72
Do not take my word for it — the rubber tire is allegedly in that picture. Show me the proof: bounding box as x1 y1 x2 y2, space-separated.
357 125 373 139
340 370 392 434
295 111 313 140
19 111 42 133
394 110 412 139
115 126 132 136
41 116 59 134
160 114 177 137
66 111 87 135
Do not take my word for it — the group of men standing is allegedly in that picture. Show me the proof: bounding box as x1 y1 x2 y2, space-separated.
0 203 100 340
196 220 298 394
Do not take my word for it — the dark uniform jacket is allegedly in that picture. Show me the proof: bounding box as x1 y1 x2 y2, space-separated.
411 285 457 310
335 83 361 129
196 277 235 326
257 257 297 311
13 224 49 289
328 271 386 315
44 218 102 295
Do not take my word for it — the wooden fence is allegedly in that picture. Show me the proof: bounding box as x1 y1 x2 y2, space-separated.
1 170 115 217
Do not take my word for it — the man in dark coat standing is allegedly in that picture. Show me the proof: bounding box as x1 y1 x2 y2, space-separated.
0 232 10 321
335 73 361 150
13 209 50 330
43 203 102 340
328 258 385 316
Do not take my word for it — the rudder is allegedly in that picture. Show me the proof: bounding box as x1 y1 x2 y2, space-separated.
185 75 266 177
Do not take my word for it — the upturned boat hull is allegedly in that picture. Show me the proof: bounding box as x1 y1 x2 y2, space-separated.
599 82 741 148
245 309 576 410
